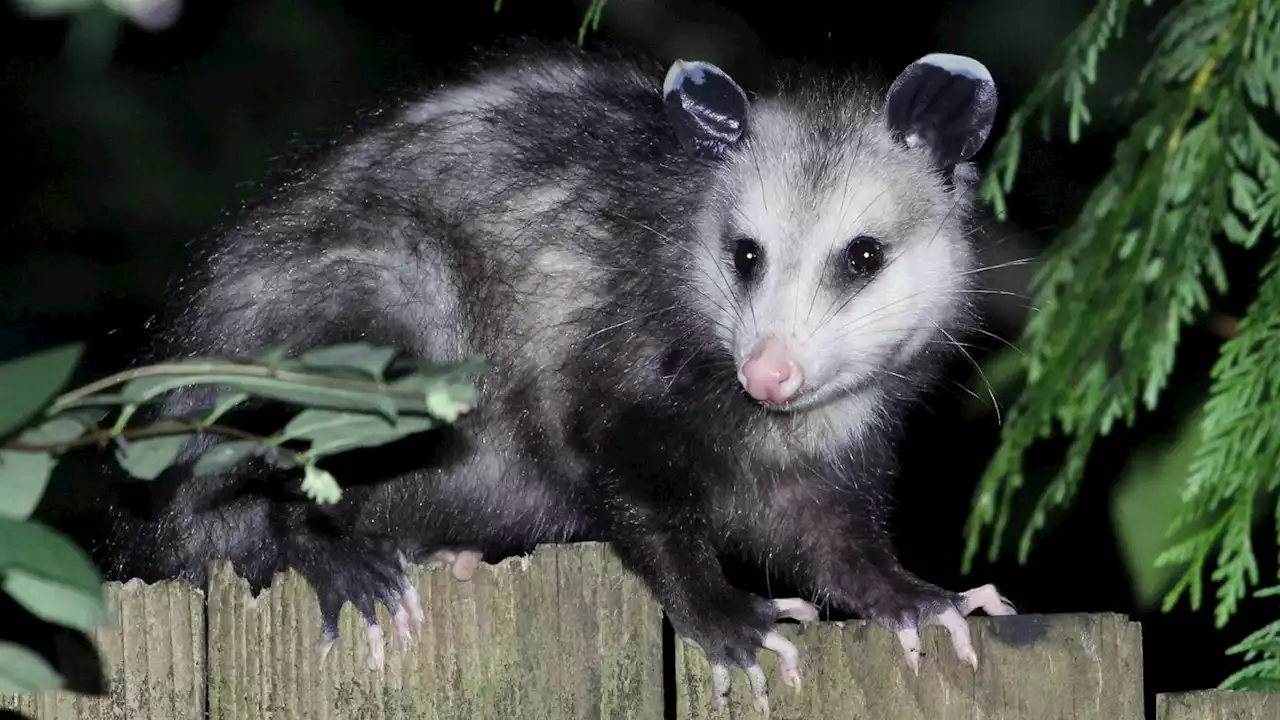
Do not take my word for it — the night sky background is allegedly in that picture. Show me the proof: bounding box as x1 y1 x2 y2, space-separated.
2 1 1269 717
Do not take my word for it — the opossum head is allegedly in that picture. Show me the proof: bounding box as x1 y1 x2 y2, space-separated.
663 53 998 415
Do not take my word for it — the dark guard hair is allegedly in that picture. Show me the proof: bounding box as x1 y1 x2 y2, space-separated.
102 41 1015 709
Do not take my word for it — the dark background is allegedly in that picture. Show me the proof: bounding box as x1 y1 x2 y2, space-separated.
1 0 1264 716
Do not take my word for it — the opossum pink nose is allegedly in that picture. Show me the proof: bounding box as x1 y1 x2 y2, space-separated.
741 336 805 405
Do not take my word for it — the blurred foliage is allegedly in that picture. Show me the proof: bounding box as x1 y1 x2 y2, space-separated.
0 342 482 695
964 0 1280 689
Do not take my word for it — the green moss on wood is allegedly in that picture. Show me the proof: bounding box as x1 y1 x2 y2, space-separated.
205 542 663 720
676 612 1144 719
1156 690 1280 719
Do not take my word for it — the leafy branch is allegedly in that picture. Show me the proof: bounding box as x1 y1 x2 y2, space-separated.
0 341 485 694
980 0 1151 220
964 0 1280 689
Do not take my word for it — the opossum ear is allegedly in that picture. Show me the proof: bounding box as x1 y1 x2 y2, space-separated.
663 59 750 161
885 53 998 168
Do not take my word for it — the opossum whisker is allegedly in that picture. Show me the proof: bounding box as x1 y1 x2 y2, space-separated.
811 242 912 335
924 196 964 253
929 318 1001 424
806 184 890 327
616 211 751 327
956 256 1038 277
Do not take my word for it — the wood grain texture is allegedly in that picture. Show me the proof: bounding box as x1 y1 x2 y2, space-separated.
1156 689 1280 719
676 612 1145 719
1 578 205 720
9 543 1280 720
206 541 663 720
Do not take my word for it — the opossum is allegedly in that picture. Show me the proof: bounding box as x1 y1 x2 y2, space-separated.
104 43 1015 712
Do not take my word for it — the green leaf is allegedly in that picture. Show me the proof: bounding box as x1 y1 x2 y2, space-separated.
426 385 473 423
0 518 106 631
0 450 55 521
389 357 485 423
301 463 341 504
119 372 399 420
262 446 300 470
299 343 398 380
0 641 64 694
114 434 193 481
252 343 296 367
284 409 436 458
192 439 259 476
28 412 105 443
51 392 130 411
1110 405 1207 609
0 414 98 521
1221 212 1253 245
0 342 84 440
205 391 250 425
4 571 106 632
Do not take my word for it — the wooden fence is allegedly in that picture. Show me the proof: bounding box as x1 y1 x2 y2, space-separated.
2 542 1277 719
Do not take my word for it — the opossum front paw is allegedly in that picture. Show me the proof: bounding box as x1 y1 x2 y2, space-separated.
289 536 425 670
871 582 1016 675
674 594 818 717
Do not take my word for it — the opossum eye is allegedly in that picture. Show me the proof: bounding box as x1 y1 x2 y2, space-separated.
844 236 884 277
732 238 763 281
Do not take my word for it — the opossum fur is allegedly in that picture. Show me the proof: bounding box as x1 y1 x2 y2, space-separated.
104 43 1015 700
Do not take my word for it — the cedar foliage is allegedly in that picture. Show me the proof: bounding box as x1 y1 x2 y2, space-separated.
963 0 1280 689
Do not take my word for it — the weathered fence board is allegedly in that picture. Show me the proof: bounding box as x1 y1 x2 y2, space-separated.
8 542 1280 719
206 542 663 720
1156 689 1280 719
1 578 204 720
676 611 1144 719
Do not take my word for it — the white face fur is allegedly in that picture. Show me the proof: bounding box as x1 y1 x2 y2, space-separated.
691 109 976 416
663 53 997 438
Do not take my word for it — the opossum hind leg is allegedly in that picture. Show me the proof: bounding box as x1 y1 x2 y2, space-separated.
288 533 425 670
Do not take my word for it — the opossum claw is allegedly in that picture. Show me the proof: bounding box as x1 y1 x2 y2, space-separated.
365 622 387 670
316 572 422 669
959 583 1018 616
772 597 819 623
710 662 731 709
401 580 425 637
370 573 426 660
746 663 770 716
896 626 922 675
392 603 414 648
696 596 816 713
300 535 421 669
886 582 1016 674
318 634 337 664
932 583 1017 669
763 631 803 690
704 661 773 714
707 634 795 716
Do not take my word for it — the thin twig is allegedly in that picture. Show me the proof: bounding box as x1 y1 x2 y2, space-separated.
4 419 291 459
48 361 414 414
